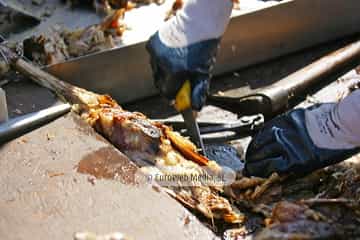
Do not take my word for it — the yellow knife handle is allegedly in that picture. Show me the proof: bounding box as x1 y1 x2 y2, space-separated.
175 80 192 112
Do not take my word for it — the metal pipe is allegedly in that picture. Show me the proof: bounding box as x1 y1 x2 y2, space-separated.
209 39 360 117
0 103 71 144
263 39 360 113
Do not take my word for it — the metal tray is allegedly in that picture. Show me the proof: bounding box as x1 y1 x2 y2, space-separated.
12 0 360 103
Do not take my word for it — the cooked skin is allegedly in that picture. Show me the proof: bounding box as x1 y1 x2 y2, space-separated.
80 94 244 223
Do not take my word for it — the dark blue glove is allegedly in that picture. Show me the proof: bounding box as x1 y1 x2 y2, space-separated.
145 0 232 110
146 32 219 110
244 106 359 178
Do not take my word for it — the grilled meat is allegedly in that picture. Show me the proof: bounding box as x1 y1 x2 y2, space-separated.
79 94 244 223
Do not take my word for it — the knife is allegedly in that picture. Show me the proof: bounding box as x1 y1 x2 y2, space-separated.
174 80 207 156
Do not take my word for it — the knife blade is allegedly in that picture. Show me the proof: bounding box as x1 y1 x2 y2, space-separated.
175 80 207 156
181 108 206 155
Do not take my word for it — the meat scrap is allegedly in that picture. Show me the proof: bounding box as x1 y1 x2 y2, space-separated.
231 176 265 190
69 0 165 15
253 201 336 240
248 164 360 240
266 201 325 225
23 9 126 66
254 220 338 240
224 165 360 239
251 173 281 200
23 30 69 66
228 173 281 203
165 0 240 21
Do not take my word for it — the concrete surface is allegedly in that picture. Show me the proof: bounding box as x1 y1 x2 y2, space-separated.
0 113 217 240
3 77 61 118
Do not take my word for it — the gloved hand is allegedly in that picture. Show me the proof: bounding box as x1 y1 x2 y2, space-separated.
146 0 232 110
244 90 360 177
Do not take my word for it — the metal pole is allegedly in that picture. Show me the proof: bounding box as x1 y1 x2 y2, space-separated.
263 39 360 113
0 103 71 143
209 39 360 117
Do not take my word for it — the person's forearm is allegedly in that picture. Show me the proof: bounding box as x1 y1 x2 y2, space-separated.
159 0 233 47
306 89 360 149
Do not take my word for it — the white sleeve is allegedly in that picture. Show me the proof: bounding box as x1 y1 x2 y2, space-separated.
306 89 360 149
159 0 233 47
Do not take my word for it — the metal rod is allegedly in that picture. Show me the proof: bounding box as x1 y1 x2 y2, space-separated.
209 39 360 117
263 39 360 113
0 103 71 144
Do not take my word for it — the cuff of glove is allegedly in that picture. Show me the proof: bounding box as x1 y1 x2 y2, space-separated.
146 32 220 110
244 107 360 178
292 108 359 173
158 0 232 48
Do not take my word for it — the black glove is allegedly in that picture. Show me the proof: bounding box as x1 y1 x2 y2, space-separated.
146 32 219 110
244 106 359 178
